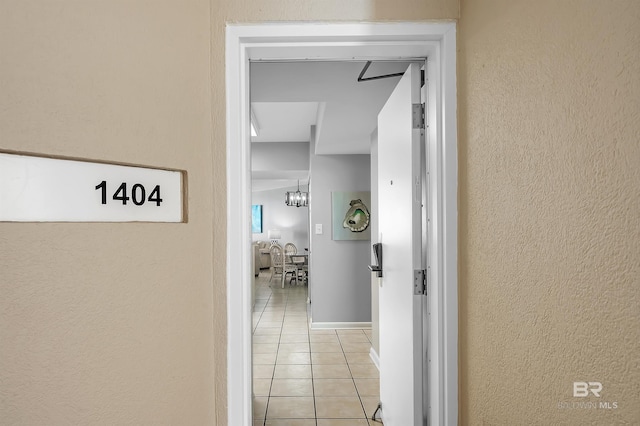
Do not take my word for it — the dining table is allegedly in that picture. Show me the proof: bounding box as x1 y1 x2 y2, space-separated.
285 253 308 287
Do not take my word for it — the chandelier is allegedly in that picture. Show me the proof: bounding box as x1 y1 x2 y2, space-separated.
285 180 309 208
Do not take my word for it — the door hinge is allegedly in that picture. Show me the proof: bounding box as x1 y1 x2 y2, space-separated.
413 269 427 295
412 103 425 129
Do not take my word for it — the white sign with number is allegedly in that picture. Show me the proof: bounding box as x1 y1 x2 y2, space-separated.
0 153 184 222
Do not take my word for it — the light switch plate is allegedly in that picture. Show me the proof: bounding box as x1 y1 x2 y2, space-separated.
315 224 323 235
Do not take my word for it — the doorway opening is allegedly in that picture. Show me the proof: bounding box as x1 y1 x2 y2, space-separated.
226 22 458 426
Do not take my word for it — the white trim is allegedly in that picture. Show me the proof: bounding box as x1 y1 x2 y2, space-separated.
225 22 457 426
310 321 372 330
440 25 458 426
369 347 381 371
225 26 253 426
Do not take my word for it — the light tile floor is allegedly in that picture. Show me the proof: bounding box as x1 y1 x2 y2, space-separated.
253 271 382 426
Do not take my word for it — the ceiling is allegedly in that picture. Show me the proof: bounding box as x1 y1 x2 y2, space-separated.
251 102 318 143
250 61 412 190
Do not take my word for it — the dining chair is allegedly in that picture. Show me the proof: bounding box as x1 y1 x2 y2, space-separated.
291 255 308 285
284 242 297 256
269 244 284 284
270 244 297 287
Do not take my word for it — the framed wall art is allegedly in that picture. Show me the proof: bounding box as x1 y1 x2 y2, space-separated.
331 191 371 241
251 204 263 233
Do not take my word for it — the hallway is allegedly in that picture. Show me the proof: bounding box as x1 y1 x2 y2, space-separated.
252 272 381 425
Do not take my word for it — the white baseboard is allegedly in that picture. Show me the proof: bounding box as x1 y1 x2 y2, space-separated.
310 321 372 330
369 347 380 371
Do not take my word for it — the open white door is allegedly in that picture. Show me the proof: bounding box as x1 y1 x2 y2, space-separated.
378 62 427 426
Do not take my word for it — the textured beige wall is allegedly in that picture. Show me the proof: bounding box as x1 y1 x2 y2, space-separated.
10 0 636 425
0 1 458 425
0 0 217 424
458 1 640 424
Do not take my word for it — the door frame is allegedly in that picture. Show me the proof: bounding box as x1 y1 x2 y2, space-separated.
225 22 457 426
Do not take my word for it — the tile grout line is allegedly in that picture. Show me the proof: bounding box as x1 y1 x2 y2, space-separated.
268 278 312 423
306 296 319 425
266 276 286 424
338 329 373 423
254 271 282 425
253 276 265 426
259 277 273 426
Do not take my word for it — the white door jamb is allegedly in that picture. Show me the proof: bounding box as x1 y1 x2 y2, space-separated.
225 22 457 426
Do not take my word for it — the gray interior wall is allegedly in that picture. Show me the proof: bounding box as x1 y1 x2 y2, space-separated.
252 142 309 173
309 131 372 324
252 186 309 251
